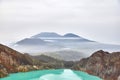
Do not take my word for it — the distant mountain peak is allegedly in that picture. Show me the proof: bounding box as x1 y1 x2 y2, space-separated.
16 38 46 45
31 32 62 38
63 33 80 37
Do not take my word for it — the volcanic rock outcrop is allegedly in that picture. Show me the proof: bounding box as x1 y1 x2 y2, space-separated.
73 50 120 80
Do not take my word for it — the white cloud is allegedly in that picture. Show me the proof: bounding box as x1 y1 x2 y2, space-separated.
0 0 120 44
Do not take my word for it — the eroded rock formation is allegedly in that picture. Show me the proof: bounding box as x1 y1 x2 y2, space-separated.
73 50 120 80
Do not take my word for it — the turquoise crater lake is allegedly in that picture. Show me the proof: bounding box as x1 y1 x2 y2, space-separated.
0 69 101 80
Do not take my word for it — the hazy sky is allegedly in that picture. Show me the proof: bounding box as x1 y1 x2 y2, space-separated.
0 0 120 45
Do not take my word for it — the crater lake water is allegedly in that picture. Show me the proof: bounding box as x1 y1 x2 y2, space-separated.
0 69 101 80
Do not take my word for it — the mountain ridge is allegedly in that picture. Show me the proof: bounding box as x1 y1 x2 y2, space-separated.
31 32 62 38
16 38 47 45
39 50 85 61
31 32 86 38
11 32 120 55
63 33 80 37
73 50 120 80
0 43 34 77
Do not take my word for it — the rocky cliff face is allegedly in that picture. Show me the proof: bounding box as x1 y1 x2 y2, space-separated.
73 50 120 80
0 44 41 77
